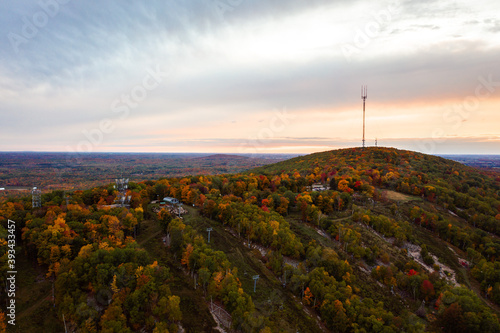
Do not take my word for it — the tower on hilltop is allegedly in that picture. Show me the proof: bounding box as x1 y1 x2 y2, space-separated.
361 85 367 148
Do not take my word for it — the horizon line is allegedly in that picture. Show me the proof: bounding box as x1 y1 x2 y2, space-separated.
0 148 499 156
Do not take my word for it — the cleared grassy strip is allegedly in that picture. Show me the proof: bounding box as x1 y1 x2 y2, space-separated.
9 249 63 332
137 218 219 332
181 206 326 332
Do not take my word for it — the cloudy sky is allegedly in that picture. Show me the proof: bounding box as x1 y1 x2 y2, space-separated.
1 0 499 155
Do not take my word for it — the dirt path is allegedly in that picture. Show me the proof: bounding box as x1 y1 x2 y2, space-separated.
17 292 52 321
331 212 354 222
137 219 163 246
138 228 162 246
469 276 500 315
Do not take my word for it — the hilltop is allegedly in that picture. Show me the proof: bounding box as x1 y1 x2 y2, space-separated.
252 147 482 177
252 147 500 233
1 147 500 332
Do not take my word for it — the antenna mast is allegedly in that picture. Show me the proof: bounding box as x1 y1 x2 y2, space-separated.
361 85 367 148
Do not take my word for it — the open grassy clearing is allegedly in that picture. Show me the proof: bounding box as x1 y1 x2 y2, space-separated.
383 190 420 203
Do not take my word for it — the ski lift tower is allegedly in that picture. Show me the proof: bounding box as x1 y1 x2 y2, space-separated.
207 227 213 243
252 275 260 293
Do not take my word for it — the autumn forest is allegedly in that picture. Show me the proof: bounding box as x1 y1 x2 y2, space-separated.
1 147 500 332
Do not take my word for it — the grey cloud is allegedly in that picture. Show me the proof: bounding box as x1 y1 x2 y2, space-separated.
411 24 440 29
146 43 500 116
211 0 362 23
397 0 461 19
486 19 500 33
0 1 219 88
0 0 355 88
2 32 499 140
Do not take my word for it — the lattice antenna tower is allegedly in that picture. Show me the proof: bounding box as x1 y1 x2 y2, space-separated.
361 85 367 148
32 187 41 208
115 177 130 207
115 177 129 192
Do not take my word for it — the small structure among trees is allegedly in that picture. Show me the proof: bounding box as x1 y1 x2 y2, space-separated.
162 197 180 205
309 183 328 192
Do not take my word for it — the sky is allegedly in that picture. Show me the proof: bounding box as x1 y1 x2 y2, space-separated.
1 0 500 156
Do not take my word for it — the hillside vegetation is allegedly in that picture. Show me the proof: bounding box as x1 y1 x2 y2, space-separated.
1 147 500 332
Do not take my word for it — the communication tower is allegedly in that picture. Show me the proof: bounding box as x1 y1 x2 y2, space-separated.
361 85 367 148
115 178 129 192
114 178 130 207
32 187 41 208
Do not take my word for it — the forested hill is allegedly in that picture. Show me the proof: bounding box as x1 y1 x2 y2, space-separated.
252 147 500 229
252 147 494 184
2 147 500 332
